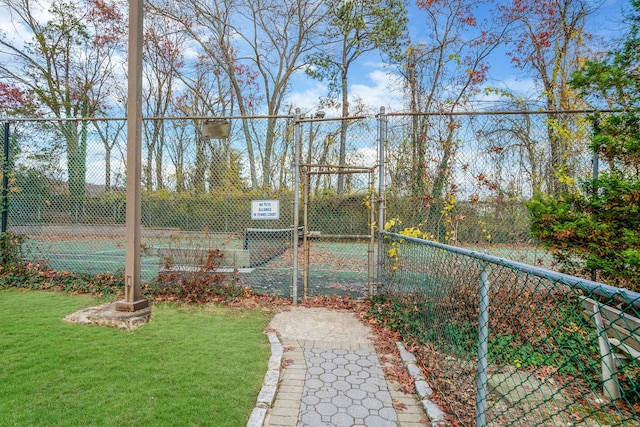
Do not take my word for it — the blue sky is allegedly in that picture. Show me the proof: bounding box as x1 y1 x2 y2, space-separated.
286 0 630 115
0 0 631 117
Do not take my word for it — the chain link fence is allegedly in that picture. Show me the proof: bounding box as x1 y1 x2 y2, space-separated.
378 232 639 425
0 110 620 294
382 111 593 267
1 114 379 298
375 110 640 425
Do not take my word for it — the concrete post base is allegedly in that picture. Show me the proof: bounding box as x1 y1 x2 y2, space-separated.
115 299 150 312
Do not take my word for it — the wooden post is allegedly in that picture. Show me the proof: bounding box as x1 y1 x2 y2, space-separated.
116 0 148 312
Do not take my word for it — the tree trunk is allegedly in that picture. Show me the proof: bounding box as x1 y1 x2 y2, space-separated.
66 122 86 197
337 69 349 195
105 144 112 192
155 122 165 190
427 123 456 241
261 117 278 189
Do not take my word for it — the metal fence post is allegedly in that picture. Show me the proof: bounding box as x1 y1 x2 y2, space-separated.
292 109 301 305
475 264 490 427
591 133 599 282
377 107 386 284
2 121 9 234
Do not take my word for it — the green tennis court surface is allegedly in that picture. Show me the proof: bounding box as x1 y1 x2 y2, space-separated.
17 228 550 299
22 234 245 280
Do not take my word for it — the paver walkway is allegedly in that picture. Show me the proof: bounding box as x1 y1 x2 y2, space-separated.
263 307 427 427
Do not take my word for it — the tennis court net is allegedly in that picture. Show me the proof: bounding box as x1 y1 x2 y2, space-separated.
243 227 304 267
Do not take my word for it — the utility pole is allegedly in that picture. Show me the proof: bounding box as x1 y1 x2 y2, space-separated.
116 0 149 312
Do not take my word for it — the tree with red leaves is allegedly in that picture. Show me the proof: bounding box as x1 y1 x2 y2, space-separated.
0 82 33 115
499 0 602 195
0 0 126 195
393 0 509 240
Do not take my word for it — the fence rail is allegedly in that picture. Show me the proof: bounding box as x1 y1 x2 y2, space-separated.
379 231 640 425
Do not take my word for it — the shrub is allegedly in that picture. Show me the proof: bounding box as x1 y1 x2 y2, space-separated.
0 232 26 271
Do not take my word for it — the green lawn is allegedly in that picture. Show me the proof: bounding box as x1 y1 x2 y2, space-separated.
0 289 271 427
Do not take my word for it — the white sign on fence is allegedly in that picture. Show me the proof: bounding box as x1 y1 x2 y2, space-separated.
251 200 280 220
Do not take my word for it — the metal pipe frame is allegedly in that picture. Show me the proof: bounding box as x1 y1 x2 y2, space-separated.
381 232 640 308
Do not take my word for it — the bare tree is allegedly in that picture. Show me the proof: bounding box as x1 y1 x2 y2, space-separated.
151 0 326 190
306 0 408 194
93 119 126 191
141 13 186 191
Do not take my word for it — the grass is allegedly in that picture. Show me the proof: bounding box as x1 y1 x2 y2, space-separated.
0 289 272 427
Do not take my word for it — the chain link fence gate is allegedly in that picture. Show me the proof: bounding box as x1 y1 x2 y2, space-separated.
300 164 376 299
295 114 380 299
2 113 385 301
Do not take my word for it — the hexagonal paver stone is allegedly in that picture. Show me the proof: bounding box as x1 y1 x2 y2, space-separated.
332 380 352 392
362 396 384 410
333 367 350 378
319 372 337 383
331 412 355 426
333 356 349 365
345 387 367 401
360 381 381 393
345 352 360 361
347 404 369 419
320 361 337 370
316 402 338 417
309 356 324 364
319 351 336 359
307 366 324 375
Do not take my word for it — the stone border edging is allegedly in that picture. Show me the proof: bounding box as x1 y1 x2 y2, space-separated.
247 331 282 427
396 342 448 426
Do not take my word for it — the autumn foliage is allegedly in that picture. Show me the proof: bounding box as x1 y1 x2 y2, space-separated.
528 0 640 291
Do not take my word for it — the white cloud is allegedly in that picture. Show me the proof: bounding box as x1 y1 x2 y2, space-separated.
350 69 404 112
0 1 54 72
495 77 538 97
0 1 51 44
286 67 405 116
285 80 328 114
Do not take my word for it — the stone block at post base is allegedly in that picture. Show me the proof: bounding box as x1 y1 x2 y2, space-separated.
65 302 152 330
116 299 150 312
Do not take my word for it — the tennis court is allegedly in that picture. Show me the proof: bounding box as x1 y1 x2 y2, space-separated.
16 225 246 281
12 225 375 297
13 222 550 299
